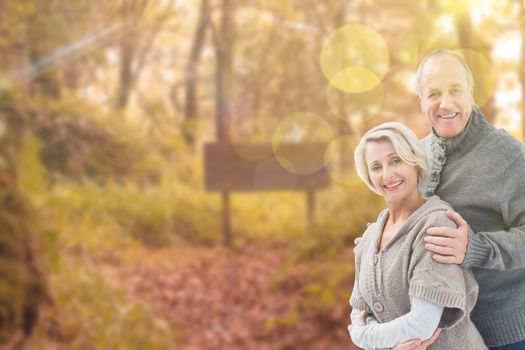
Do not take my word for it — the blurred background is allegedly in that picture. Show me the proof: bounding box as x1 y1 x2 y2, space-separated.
0 0 524 349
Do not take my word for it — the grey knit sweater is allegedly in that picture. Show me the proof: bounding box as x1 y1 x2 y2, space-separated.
421 107 525 347
350 196 486 349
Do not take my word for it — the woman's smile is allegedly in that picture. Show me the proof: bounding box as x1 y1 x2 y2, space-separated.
383 180 404 190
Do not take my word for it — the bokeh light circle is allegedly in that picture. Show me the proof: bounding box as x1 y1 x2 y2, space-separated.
329 67 380 94
455 49 496 107
326 82 384 124
320 24 390 93
272 112 335 175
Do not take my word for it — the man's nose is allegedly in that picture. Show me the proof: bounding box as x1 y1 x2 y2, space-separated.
440 93 453 110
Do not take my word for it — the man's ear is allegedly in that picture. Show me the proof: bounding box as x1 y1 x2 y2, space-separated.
417 96 424 113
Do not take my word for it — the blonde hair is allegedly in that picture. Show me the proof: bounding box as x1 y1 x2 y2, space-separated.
415 48 474 97
354 122 429 194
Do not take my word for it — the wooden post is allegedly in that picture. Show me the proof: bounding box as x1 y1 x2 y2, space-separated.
306 190 315 233
222 191 232 246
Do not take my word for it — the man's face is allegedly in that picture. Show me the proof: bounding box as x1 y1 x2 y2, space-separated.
418 55 474 138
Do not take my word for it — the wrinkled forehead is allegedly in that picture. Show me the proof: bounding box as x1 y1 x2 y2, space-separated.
420 55 470 90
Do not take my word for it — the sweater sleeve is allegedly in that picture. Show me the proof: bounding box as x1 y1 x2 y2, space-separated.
349 296 443 349
349 226 372 312
462 153 525 270
409 213 469 328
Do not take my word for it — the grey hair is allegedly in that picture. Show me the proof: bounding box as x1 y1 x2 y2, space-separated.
415 49 474 97
354 122 429 195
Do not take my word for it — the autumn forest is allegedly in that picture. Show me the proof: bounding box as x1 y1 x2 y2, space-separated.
1 0 524 349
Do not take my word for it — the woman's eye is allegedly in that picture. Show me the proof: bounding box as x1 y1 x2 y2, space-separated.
392 158 401 164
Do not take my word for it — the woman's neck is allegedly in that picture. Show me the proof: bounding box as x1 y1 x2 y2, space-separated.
386 192 426 224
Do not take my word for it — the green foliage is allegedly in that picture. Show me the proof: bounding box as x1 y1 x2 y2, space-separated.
16 133 47 194
36 178 221 249
29 259 178 350
30 103 141 183
299 261 354 312
231 191 307 243
0 171 46 345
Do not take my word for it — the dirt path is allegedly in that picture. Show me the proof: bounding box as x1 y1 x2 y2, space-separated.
111 244 358 350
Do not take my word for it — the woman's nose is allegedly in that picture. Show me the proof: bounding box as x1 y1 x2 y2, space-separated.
382 166 394 180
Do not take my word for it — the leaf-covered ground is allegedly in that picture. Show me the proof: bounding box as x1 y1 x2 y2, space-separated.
109 244 359 350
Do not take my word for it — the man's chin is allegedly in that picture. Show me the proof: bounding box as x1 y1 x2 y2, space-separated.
432 119 466 138
432 124 461 138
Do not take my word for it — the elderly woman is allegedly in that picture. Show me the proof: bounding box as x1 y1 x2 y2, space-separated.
348 122 486 349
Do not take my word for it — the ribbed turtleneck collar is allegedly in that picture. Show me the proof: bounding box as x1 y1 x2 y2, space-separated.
432 106 488 154
423 106 490 197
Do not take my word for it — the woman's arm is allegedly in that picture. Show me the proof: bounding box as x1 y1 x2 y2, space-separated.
349 308 388 350
349 296 443 349
350 307 380 326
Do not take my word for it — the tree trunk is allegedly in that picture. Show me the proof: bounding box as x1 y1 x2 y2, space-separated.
115 0 174 110
214 0 235 143
116 35 135 109
183 0 210 144
27 1 62 100
332 0 352 175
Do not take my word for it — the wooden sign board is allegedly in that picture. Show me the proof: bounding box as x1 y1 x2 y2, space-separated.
204 142 331 192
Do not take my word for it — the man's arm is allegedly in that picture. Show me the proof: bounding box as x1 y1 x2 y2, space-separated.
424 156 525 270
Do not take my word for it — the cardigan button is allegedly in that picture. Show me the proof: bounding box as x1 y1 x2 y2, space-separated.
373 254 379 264
373 302 384 312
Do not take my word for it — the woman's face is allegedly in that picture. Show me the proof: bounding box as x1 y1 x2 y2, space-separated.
365 139 419 203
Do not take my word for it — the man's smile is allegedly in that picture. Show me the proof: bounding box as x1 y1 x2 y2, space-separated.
437 112 458 120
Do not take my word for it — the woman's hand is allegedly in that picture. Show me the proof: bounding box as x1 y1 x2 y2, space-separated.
348 309 368 334
393 328 441 350
353 236 362 255
355 310 367 326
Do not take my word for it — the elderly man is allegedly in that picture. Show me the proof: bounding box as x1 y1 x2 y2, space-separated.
402 49 525 350
353 49 525 350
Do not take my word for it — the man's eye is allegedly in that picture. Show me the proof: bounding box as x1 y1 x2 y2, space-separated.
428 92 439 99
451 88 462 95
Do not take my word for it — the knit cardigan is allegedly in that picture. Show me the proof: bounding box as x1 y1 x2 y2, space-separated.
421 107 525 347
350 196 486 350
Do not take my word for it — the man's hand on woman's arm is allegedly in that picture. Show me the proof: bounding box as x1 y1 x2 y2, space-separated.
393 328 441 350
424 210 468 264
